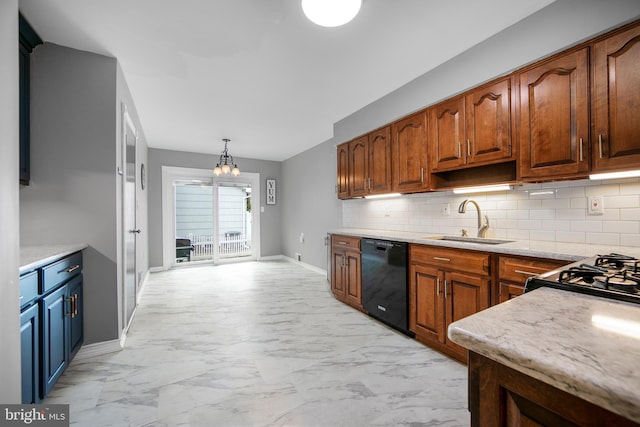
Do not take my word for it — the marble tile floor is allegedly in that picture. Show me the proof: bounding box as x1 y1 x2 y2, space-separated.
45 260 469 426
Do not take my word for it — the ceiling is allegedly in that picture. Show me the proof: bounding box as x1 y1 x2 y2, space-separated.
19 0 556 162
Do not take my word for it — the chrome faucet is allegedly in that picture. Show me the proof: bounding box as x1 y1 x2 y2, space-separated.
458 199 490 238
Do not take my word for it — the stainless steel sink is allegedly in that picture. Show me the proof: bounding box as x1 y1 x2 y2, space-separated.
427 236 514 245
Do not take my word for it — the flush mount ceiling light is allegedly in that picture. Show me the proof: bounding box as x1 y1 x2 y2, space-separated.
213 138 240 176
301 0 362 27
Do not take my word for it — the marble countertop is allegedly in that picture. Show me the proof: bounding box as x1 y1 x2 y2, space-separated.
331 228 640 261
448 287 640 423
20 244 88 273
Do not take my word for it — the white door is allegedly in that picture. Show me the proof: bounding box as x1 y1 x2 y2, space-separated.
162 167 261 269
123 105 138 330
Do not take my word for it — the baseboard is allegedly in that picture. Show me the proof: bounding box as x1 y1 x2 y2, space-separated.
149 266 163 273
284 256 327 276
74 339 123 360
258 255 286 261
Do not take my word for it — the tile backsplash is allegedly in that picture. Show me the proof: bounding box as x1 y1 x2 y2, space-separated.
342 178 640 247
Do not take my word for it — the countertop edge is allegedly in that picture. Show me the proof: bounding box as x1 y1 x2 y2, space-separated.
20 244 89 273
330 228 640 261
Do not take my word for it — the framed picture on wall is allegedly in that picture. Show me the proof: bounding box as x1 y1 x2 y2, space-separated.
266 179 276 205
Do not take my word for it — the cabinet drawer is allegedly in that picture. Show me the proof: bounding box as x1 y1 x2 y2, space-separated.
331 235 361 251
410 244 490 276
499 256 568 285
20 271 39 309
42 252 82 294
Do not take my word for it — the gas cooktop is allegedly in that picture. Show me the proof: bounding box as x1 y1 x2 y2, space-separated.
525 253 640 305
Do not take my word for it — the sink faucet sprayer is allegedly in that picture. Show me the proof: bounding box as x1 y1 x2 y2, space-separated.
458 199 490 238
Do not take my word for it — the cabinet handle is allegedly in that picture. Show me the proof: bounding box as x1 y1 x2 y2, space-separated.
437 278 441 296
420 167 424 183
74 294 78 317
457 141 462 159
598 134 604 159
579 138 584 162
444 280 448 299
467 139 471 157
65 265 80 273
514 269 539 276
65 297 74 317
338 241 347 245
433 256 451 262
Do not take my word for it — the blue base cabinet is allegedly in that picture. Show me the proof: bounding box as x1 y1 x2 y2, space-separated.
20 251 83 403
20 303 40 404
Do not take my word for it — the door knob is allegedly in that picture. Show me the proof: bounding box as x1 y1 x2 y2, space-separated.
130 229 141 234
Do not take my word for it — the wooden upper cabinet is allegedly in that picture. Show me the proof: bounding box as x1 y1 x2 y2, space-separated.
348 135 369 197
368 126 392 194
336 142 349 199
392 111 428 193
466 77 514 166
346 128 392 198
430 97 466 171
593 23 640 173
430 77 514 172
518 48 590 181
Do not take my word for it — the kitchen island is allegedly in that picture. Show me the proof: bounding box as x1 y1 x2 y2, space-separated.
448 287 640 426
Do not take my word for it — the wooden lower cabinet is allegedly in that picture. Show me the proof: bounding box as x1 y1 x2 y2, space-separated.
331 235 363 311
498 256 569 304
409 245 490 363
468 351 640 427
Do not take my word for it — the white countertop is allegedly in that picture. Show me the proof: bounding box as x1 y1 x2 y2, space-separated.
20 244 88 273
448 287 640 423
331 228 640 261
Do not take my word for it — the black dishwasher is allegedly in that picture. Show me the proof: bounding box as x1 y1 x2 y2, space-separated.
361 239 411 336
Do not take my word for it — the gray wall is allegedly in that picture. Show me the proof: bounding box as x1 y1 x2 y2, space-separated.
20 43 149 344
147 148 282 267
0 0 22 403
282 139 342 270
281 0 640 270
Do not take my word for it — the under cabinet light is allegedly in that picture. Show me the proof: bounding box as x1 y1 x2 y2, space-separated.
364 193 402 200
589 170 640 180
452 184 513 194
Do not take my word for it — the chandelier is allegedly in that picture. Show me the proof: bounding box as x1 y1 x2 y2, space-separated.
301 0 362 27
213 138 240 176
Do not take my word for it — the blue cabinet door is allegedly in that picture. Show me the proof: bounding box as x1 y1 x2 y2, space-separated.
41 285 69 397
20 303 39 404
68 276 83 357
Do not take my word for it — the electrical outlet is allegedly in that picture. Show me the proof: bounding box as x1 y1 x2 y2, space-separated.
295 253 302 262
441 203 450 216
299 232 305 243
588 195 604 215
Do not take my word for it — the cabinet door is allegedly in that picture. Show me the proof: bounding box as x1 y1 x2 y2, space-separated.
42 285 69 398
68 276 84 357
445 271 490 355
368 126 392 195
348 135 369 197
593 24 640 172
392 111 428 193
466 77 514 165
331 250 347 300
20 304 39 404
518 48 590 180
430 97 466 171
344 249 362 309
409 263 443 342
336 143 349 199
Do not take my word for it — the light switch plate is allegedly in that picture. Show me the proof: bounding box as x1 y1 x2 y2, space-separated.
588 195 604 215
